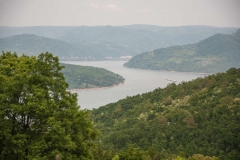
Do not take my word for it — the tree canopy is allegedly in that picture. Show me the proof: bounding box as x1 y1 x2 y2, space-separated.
90 68 240 159
0 51 98 159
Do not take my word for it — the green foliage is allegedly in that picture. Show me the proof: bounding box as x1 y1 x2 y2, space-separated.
124 29 240 73
90 68 240 159
0 51 98 159
112 155 120 160
61 63 124 89
117 145 152 160
187 154 219 160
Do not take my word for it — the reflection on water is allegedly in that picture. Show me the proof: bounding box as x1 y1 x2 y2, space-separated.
62 61 208 110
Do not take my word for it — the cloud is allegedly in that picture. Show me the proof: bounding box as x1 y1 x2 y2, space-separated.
103 4 122 12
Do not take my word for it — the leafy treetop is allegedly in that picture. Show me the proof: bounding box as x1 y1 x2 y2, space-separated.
0 51 98 160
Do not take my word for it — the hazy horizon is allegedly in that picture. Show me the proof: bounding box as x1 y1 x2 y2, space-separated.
1 24 239 28
0 0 240 28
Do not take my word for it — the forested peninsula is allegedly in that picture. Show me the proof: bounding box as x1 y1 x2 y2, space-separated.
61 63 125 89
124 29 240 73
90 68 240 159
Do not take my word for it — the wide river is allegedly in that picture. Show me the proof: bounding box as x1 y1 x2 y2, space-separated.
63 61 208 110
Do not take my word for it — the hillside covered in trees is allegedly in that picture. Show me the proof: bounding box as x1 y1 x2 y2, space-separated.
0 34 132 60
0 34 91 59
1 51 239 159
90 68 240 159
61 63 125 89
0 25 237 60
124 29 240 73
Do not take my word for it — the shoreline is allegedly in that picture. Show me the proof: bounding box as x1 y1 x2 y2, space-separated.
67 82 124 92
123 66 211 75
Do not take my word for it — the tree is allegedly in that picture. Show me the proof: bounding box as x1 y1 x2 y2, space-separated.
0 52 98 160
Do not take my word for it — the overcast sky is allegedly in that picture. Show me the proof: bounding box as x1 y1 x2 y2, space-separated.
0 0 239 27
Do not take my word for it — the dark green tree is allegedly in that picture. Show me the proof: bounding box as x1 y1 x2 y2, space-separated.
0 52 98 160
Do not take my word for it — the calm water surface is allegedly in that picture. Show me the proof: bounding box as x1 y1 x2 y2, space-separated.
63 61 208 110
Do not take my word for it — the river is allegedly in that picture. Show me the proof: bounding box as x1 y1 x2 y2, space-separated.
62 61 208 110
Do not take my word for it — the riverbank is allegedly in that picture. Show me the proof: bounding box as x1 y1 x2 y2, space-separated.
67 82 124 92
63 61 206 110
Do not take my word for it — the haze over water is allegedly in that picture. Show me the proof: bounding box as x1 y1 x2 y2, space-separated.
63 61 208 110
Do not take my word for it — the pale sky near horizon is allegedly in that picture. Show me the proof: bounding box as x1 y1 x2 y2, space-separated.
0 0 239 27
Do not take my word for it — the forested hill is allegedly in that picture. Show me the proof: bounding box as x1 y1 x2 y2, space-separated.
61 63 125 89
124 29 240 73
0 34 98 59
90 68 240 159
0 34 133 60
0 25 237 60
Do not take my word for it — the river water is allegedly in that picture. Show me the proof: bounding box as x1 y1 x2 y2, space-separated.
62 61 208 110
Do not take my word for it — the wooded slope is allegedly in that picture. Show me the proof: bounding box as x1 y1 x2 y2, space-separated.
0 25 237 60
0 34 86 58
124 29 240 73
91 68 240 159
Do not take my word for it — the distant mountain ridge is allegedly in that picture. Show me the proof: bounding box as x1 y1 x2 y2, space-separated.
0 34 87 58
0 34 130 60
0 33 136 60
124 29 240 73
0 25 238 60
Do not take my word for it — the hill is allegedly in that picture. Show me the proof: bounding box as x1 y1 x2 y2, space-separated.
124 29 240 73
90 68 240 159
61 63 125 89
0 25 238 60
0 33 136 60
0 34 90 59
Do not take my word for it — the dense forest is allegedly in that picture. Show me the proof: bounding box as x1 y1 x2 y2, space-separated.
124 29 240 73
1 26 240 159
1 51 239 159
0 25 237 60
90 68 240 159
61 63 125 89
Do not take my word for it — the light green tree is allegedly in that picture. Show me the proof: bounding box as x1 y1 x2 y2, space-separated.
0 52 98 160
112 155 119 160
